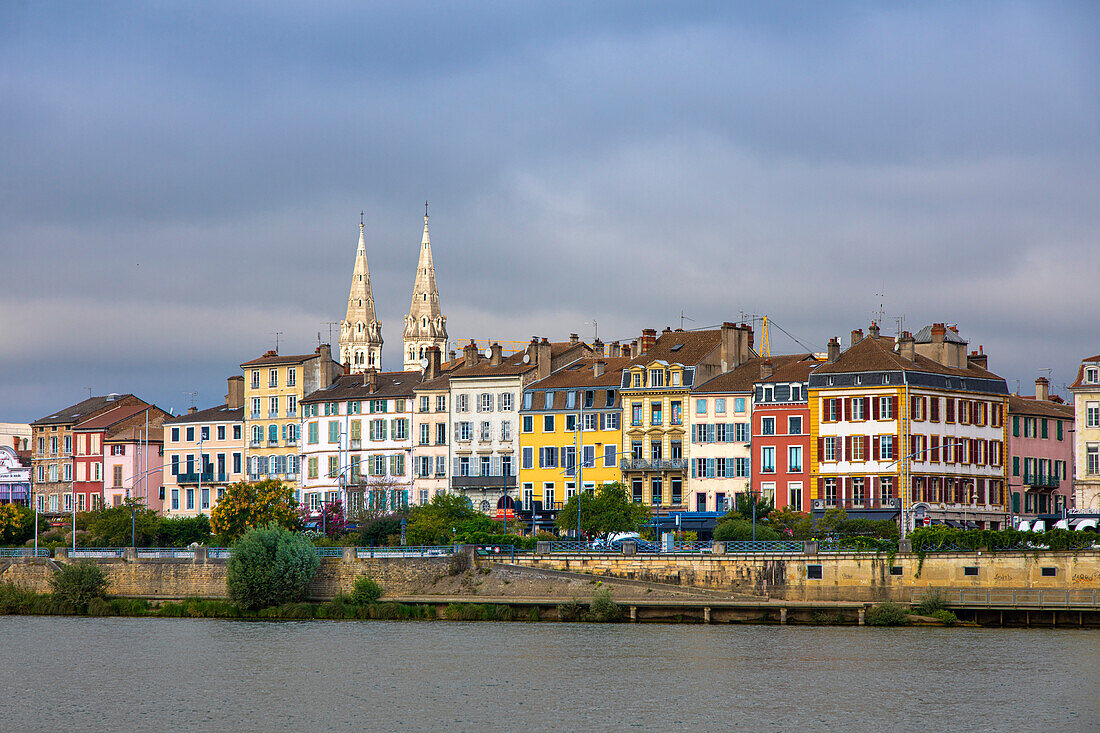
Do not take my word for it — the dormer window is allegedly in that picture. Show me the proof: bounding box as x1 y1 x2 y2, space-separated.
854 376 862 385
827 377 835 386
632 372 642 388
1087 367 1099 384
671 371 681 387
649 369 664 387
883 374 891 384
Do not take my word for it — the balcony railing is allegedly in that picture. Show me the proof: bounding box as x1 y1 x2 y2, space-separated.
350 439 361 449
249 440 261 448
619 458 687 472
1023 473 1059 489
175 472 220 485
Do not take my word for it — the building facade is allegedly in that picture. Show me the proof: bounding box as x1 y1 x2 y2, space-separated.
749 355 819 513
339 220 384 372
0 445 31 506
403 211 448 372
31 394 147 515
241 346 339 490
299 370 421 517
72 404 169 514
809 324 1009 530
162 377 245 517
102 426 164 511
411 348 453 505
1069 354 1100 513
688 360 759 513
519 356 626 529
620 324 754 513
1006 378 1074 518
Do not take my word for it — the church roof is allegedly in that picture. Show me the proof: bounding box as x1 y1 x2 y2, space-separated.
344 221 380 328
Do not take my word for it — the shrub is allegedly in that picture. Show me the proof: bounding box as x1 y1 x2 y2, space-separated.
713 519 781 542
912 590 947 617
448 551 470 576
351 576 383 605
866 602 911 626
87 597 114 616
158 514 212 547
556 598 586 622
0 582 41 614
50 561 109 612
587 587 622 622
932 609 957 626
226 523 320 610
0 504 47 545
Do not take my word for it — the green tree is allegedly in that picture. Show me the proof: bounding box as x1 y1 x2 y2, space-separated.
405 493 495 545
815 507 848 536
50 561 109 612
358 516 404 546
211 479 300 542
713 518 781 542
157 514 212 546
0 503 48 545
226 523 320 610
726 492 775 522
85 499 162 546
768 508 814 540
555 482 651 541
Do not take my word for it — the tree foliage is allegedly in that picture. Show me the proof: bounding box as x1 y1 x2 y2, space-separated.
299 499 346 539
50 562 109 612
405 493 495 545
767 508 815 540
157 514 212 546
555 482 651 540
358 516 404 546
726 492 775 522
0 504 48 545
713 518 782 542
211 480 300 542
226 523 320 610
84 500 162 546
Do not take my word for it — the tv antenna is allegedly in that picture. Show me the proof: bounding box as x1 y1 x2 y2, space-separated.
323 321 341 346
185 391 198 408
584 320 598 341
872 287 887 325
680 311 695 329
273 331 283 352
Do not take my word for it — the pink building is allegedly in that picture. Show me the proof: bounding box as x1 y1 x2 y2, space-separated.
103 426 165 511
1007 377 1074 518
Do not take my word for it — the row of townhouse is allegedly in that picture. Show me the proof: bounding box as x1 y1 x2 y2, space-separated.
27 325 1091 534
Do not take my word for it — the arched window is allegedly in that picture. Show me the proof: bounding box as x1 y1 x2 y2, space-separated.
251 425 262 444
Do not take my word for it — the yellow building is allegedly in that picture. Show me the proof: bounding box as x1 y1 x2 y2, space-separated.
619 324 755 513
519 356 627 530
241 345 339 492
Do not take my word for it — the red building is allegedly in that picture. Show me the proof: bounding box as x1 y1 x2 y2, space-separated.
750 355 820 513
72 404 169 512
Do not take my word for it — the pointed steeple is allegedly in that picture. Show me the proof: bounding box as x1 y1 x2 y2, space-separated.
403 203 448 371
340 215 383 373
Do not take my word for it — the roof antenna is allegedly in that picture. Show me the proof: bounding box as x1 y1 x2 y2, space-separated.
585 320 598 341
274 331 283 353
185 391 198 409
360 210 364 229
680 311 695 329
85 387 93 400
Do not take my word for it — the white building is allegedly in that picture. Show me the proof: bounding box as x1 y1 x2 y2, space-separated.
411 347 453 505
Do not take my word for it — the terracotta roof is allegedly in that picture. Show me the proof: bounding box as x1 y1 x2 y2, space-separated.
625 329 723 368
758 354 821 385
74 404 164 431
105 426 164 443
301 371 423 403
32 395 145 426
1069 356 1100 390
525 357 631 390
813 335 1003 381
164 405 244 425
413 374 452 391
240 351 323 368
1007 394 1074 420
693 354 807 394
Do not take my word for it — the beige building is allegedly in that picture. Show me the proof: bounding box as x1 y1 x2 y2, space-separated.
339 219 384 372
1069 354 1100 513
163 377 246 517
412 347 454 505
403 210 448 372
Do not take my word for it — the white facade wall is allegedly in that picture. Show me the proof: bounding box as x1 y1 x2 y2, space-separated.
449 375 521 514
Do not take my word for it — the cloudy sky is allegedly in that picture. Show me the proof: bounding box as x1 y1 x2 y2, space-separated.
2 1 1098 421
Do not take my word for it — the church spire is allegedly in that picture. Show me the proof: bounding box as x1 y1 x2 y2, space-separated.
403 204 447 371
340 215 383 372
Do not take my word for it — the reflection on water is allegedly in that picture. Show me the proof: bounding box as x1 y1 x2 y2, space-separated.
0 617 1096 732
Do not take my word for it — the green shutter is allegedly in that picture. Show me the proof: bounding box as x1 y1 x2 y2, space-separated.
1012 415 1019 437
1012 456 1020 476
1041 419 1048 439
1057 421 1063 441
1012 492 1020 514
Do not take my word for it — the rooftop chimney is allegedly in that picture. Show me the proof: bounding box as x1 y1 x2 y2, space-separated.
424 346 442 380
760 359 774 380
720 322 754 371
898 331 916 361
569 333 579 346
364 368 378 392
609 341 620 358
593 338 605 357
188 406 197 415
662 326 672 335
641 329 657 354
489 342 503 366
463 341 480 367
826 337 840 363
343 361 351 376
621 343 632 359
869 321 880 339
448 349 457 362
1035 376 1049 401
226 376 244 410
850 328 864 347
967 349 988 371
593 359 606 378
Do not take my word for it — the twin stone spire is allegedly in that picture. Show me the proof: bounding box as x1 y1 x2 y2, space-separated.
339 209 448 373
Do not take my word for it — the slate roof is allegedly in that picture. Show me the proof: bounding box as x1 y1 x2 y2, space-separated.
692 354 807 394
240 351 321 368
163 405 244 425
624 329 723 368
1069 355 1100 390
32 395 144 427
301 371 424 403
913 325 967 344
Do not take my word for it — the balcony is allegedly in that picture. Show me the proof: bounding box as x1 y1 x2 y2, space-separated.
249 440 262 448
285 438 297 446
619 458 686 472
1023 473 1059 489
176 472 219 485
350 439 361 449
286 409 297 418
451 475 517 489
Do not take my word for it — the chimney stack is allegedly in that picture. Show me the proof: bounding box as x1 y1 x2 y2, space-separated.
424 346 442 380
640 329 656 354
826 337 840 363
463 341 481 367
226 376 244 409
719 322 754 371
449 349 457 362
609 341 620 358
188 406 197 415
489 342 503 366
760 359 774 380
593 338 605 357
898 331 916 361
363 368 378 392
850 328 864 347
967 349 988 371
662 326 672 336
1034 376 1049 401
569 333 579 346
343 361 351 376
869 321 880 339
593 359 606 378
621 343 632 359
537 338 552 379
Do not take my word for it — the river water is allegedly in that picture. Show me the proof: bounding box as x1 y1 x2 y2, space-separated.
0 617 1095 732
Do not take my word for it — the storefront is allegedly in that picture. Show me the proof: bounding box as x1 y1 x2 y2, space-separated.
0 446 31 505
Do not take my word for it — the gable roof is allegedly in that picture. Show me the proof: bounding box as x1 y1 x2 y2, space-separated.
813 335 1002 381
164 404 244 425
1007 394 1074 420
525 357 631 391
74 404 164 431
693 354 810 394
240 351 322 368
33 395 146 427
625 329 722 368
301 371 424 403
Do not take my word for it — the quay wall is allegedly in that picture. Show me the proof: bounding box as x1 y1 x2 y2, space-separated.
1 551 1097 603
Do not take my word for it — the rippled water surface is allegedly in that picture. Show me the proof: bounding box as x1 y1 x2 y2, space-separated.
1 617 1096 732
